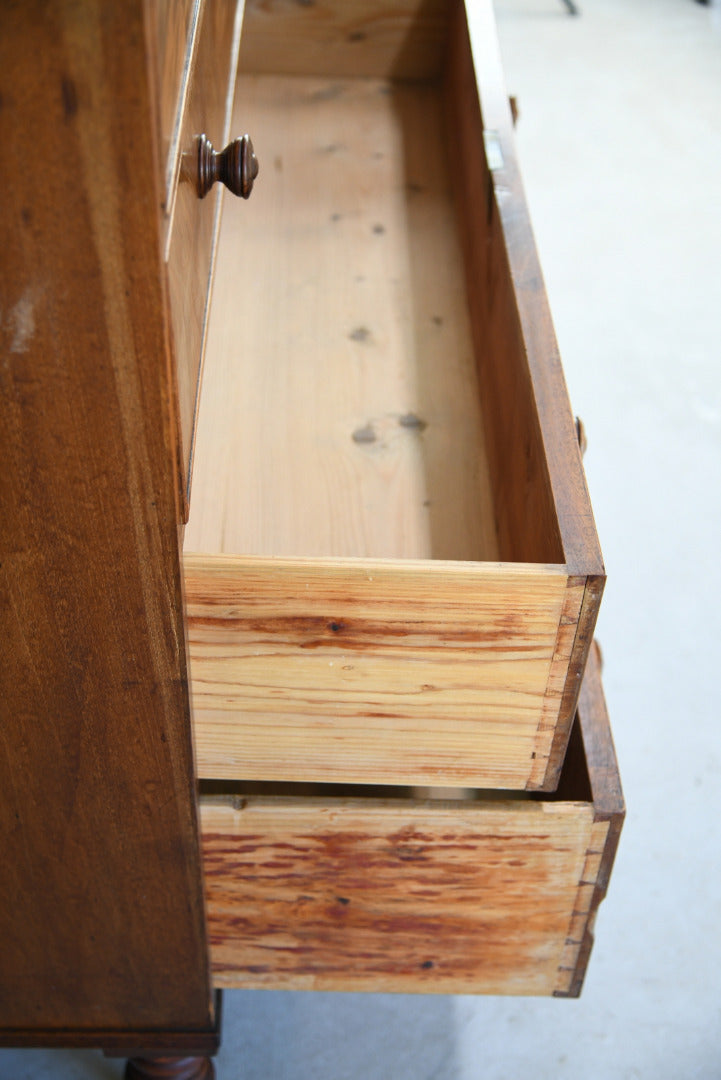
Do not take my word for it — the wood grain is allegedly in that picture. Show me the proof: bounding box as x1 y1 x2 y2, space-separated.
554 641 625 997
166 0 244 508
443 3 605 783
202 793 593 994
200 637 622 996
0 0 212 1037
184 73 498 561
145 0 202 208
185 554 571 788
446 2 603 577
184 2 606 789
239 0 449 80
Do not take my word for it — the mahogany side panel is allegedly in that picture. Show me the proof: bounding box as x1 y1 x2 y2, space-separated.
0 0 212 1035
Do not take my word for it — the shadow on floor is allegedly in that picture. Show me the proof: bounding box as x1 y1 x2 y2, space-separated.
217 989 460 1080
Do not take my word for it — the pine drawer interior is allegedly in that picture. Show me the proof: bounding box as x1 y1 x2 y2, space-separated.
183 0 604 791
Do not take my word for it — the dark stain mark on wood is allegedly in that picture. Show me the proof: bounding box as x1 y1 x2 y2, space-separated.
330 212 342 222
349 326 371 344
274 155 283 172
352 423 376 444
399 412 427 433
407 181 424 194
372 223 386 234
61 76 77 119
392 844 429 863
328 621 345 633
347 30 366 42
432 315 443 326
190 611 533 651
336 896 350 905
310 84 344 102
420 960 434 969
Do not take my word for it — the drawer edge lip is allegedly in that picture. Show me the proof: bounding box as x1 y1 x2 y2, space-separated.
163 0 204 226
182 551 570 576
532 572 606 792
580 642 625 820
462 0 604 579
554 641 625 997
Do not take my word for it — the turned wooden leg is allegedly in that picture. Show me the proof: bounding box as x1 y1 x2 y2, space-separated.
124 1056 215 1080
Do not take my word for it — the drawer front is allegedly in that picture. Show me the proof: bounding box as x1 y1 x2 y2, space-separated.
200 645 624 996
166 0 244 508
147 0 201 208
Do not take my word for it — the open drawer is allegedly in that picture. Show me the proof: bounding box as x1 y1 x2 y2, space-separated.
182 0 604 791
200 643 623 996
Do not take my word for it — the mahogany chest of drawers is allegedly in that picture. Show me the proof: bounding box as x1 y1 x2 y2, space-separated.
0 0 622 1062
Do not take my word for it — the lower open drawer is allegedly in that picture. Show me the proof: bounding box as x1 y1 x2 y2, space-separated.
200 644 623 997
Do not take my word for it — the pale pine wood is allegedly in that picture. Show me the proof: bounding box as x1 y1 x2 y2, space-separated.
199 640 623 996
442 3 605 785
185 554 570 788
166 0 244 508
239 0 449 80
183 2 607 791
184 74 498 561
201 795 593 995
527 574 585 788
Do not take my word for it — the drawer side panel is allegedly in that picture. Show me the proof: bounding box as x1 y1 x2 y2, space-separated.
445 2 604 577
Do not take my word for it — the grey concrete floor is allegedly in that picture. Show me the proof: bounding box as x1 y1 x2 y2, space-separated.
3 0 720 1077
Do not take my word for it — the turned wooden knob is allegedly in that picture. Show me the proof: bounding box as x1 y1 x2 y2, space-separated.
197 133 258 199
